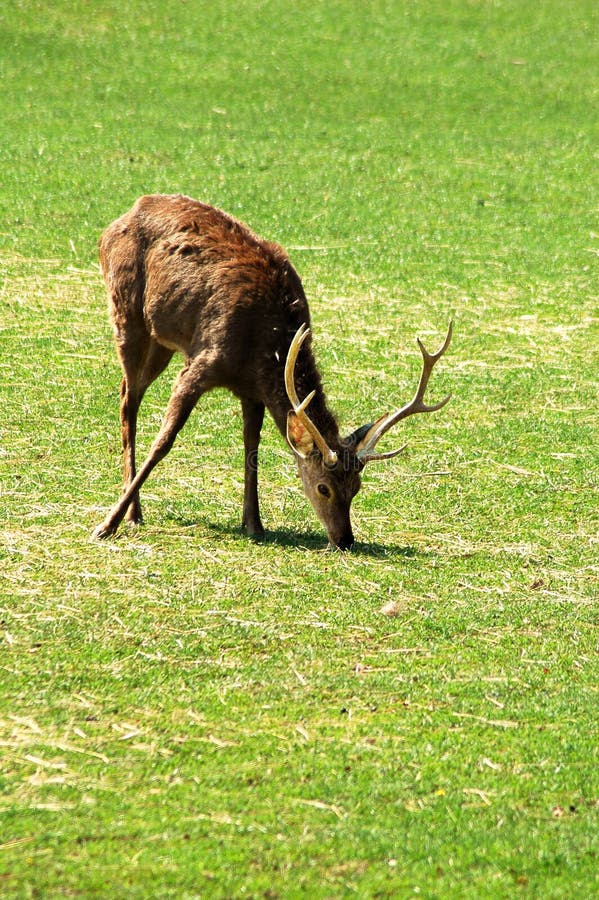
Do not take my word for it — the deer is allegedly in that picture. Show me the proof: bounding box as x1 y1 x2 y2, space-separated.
92 194 452 550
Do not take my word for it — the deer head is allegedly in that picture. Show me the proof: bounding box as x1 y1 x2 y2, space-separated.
284 321 453 549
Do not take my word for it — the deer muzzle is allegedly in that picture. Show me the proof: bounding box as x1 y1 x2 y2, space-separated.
328 524 354 551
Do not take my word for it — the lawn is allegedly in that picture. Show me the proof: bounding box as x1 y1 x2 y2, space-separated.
1 1 597 896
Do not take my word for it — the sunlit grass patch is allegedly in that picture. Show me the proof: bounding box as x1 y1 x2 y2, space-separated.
1 0 598 895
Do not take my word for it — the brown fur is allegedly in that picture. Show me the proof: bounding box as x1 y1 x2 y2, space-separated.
94 194 362 548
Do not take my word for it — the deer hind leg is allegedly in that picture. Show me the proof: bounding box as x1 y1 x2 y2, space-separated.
93 355 208 540
241 397 265 537
118 338 174 524
119 373 143 524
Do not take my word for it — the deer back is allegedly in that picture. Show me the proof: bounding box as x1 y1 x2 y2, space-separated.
100 195 337 427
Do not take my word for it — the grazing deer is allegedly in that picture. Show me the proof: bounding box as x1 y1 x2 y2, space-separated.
93 194 452 550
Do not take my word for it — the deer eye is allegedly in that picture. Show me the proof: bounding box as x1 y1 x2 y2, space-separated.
317 483 331 498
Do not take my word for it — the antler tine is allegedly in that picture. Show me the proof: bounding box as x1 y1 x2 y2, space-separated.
356 320 453 463
284 324 338 466
284 322 308 408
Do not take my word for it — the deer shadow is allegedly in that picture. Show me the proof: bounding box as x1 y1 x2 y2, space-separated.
204 521 425 560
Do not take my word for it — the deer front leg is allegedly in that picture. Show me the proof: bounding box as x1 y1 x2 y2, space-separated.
241 397 265 537
115 336 174 526
93 361 205 540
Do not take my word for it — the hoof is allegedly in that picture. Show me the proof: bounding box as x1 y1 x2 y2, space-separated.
242 520 265 539
125 507 143 526
91 522 116 541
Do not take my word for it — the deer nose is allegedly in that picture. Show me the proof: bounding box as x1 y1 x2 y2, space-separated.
335 532 354 551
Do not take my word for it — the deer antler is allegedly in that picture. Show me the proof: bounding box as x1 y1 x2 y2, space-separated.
285 324 338 466
356 320 453 464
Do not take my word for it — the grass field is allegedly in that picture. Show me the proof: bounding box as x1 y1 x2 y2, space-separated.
1 1 598 896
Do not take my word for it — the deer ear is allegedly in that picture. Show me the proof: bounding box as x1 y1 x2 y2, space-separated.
286 411 315 458
345 423 374 454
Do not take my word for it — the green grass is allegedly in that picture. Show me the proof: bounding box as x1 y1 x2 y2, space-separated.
1 1 598 896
